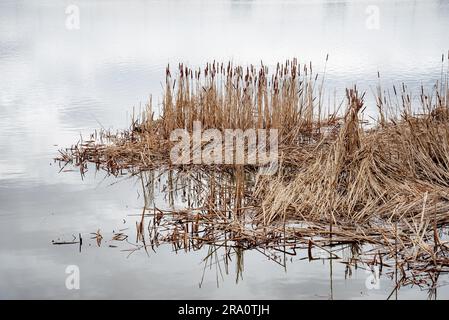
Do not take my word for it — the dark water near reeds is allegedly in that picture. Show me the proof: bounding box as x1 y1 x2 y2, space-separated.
1 0 449 299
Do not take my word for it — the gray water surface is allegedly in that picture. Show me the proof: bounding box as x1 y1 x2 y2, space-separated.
1 0 449 299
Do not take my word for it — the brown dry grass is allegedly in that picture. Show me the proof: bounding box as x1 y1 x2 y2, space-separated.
57 58 449 290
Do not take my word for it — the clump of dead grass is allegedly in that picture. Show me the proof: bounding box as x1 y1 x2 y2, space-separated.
57 58 449 290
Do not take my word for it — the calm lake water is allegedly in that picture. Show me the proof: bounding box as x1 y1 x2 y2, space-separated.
1 0 449 299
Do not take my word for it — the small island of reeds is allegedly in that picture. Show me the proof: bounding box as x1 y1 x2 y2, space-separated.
57 58 449 291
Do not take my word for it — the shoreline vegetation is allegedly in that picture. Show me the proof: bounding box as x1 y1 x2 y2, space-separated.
57 57 449 292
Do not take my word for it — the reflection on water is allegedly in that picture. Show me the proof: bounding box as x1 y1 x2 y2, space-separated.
52 169 449 300
1 0 449 299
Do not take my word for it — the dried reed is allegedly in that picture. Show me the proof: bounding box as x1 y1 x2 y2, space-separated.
56 58 449 290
